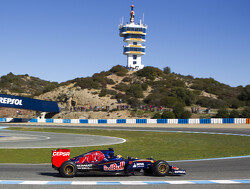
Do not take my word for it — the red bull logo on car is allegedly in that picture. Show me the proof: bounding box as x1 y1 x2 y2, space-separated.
103 161 125 171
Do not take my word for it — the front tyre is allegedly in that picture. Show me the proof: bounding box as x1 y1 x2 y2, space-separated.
153 160 169 176
59 161 77 178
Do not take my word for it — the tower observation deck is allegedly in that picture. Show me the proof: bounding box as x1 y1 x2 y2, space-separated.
119 5 147 71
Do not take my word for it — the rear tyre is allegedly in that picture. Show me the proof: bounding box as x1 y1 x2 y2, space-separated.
153 160 169 176
59 161 77 178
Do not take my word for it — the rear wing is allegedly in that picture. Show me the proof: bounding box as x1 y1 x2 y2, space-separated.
52 149 70 169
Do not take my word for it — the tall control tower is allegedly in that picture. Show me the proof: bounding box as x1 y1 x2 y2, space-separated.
119 5 147 71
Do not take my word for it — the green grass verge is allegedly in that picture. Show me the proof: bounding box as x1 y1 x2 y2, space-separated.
1 127 250 164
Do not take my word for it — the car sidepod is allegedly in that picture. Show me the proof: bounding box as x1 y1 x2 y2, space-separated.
100 161 126 172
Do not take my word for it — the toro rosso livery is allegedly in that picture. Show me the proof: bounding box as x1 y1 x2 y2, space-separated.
52 148 186 177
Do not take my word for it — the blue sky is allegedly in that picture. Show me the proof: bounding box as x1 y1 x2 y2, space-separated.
0 0 249 87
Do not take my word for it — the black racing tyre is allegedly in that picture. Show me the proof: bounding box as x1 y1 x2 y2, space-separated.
59 161 77 178
152 160 169 176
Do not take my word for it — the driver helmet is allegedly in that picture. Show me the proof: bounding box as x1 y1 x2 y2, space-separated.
116 154 122 159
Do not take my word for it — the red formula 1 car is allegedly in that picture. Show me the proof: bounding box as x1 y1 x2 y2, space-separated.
52 148 186 177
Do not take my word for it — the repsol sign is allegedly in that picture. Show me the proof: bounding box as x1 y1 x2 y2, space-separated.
0 93 60 113
0 97 23 106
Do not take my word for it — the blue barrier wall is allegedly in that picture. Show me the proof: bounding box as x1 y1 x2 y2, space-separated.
157 119 168 124
0 118 248 124
98 119 107 124
63 119 71 123
178 119 189 124
0 118 6 122
80 119 88 124
223 118 235 124
117 119 126 124
46 119 54 123
200 119 211 124
136 119 147 124
30 118 38 123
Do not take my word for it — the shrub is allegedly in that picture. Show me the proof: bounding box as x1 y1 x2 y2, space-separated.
163 66 171 75
141 83 148 91
196 97 227 109
126 84 144 98
74 77 100 89
115 93 130 103
241 106 250 118
136 66 163 80
115 83 129 91
229 110 240 118
174 87 195 106
161 111 175 119
152 112 161 119
127 98 141 107
99 89 117 97
229 99 243 109
215 109 229 118
238 85 250 101
180 110 192 119
109 65 128 76
122 77 132 82
173 103 185 118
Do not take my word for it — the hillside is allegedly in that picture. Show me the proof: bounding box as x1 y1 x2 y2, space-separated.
0 72 59 97
0 66 249 119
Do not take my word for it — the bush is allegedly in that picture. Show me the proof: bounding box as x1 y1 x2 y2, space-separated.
229 99 242 109
229 110 240 118
127 98 141 107
152 112 161 119
126 84 144 98
141 83 148 91
74 77 100 89
122 77 132 82
109 65 128 76
196 97 227 109
99 89 117 97
115 93 129 103
115 83 129 92
180 111 192 119
136 66 163 80
161 111 175 119
173 103 185 118
215 109 229 118
162 96 179 107
174 87 195 106
163 66 171 75
238 85 250 101
241 106 250 118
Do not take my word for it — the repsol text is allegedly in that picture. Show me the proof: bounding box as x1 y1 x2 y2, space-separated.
0 97 23 106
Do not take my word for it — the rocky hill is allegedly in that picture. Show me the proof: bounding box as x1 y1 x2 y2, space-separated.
1 66 249 119
0 72 59 97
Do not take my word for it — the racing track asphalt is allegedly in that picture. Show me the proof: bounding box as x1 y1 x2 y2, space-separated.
0 129 126 149
0 123 250 189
